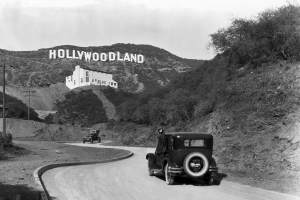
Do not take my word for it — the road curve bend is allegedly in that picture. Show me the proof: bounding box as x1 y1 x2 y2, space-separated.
42 143 300 200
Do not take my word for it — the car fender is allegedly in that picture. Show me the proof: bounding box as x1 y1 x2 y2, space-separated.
146 153 155 160
210 157 217 167
161 157 170 170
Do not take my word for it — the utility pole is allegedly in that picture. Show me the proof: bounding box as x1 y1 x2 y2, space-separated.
23 87 36 120
2 64 6 137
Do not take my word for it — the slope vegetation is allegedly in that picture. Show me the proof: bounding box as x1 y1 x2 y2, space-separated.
47 89 108 127
0 44 204 93
103 5 300 194
0 92 39 121
0 83 69 110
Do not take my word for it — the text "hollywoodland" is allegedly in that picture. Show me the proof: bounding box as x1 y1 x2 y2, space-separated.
49 49 144 63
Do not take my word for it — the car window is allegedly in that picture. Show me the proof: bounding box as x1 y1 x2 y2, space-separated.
184 139 205 147
190 139 205 147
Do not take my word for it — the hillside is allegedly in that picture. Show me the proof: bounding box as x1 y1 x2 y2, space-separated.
0 44 204 93
0 83 69 110
101 5 300 194
0 118 45 138
0 4 299 194
0 44 204 113
46 89 108 127
0 92 39 121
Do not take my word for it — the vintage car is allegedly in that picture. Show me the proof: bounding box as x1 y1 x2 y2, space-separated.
146 132 219 185
82 129 101 143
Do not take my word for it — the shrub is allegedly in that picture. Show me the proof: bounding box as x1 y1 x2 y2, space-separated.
0 133 13 148
210 5 300 66
51 90 108 126
0 144 4 159
0 92 40 121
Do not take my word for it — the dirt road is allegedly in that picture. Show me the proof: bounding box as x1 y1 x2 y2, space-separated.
42 143 300 200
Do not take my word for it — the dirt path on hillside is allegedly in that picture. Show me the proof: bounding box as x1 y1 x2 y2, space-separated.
91 89 118 120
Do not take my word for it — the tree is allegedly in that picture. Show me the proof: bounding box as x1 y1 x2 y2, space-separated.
210 5 300 66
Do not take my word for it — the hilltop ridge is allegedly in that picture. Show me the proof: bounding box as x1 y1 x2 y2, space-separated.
0 43 204 92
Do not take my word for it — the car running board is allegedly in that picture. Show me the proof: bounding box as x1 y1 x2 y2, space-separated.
152 169 163 175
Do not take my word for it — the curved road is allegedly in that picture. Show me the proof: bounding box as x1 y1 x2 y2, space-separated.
42 143 300 200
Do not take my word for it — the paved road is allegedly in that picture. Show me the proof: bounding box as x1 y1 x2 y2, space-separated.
42 143 300 200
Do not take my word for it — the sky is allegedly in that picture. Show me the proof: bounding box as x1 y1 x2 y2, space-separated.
0 0 297 59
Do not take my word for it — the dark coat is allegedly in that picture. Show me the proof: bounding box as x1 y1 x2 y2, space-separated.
155 134 167 154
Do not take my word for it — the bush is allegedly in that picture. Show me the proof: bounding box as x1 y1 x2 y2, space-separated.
117 87 199 126
5 133 13 147
51 90 108 126
103 87 136 106
112 5 299 129
0 92 40 121
0 133 13 147
210 5 300 66
0 146 4 159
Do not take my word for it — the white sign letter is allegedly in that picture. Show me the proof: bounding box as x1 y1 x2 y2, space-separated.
109 52 116 61
49 49 56 59
84 52 92 62
92 53 99 61
58 49 65 58
100 53 107 61
137 54 144 63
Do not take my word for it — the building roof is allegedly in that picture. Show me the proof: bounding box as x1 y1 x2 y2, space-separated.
165 132 213 139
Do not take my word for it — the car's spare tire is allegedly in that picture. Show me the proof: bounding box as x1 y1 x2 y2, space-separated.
183 152 209 177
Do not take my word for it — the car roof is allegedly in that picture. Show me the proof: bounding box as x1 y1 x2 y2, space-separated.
165 132 213 139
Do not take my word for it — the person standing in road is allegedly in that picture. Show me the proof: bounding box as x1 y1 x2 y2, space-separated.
155 128 167 155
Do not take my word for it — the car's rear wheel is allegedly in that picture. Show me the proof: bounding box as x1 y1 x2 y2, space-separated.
183 152 209 178
165 163 175 185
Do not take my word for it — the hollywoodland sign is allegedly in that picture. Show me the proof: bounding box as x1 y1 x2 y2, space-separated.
49 49 145 63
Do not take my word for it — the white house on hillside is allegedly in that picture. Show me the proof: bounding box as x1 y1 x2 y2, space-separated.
65 65 118 90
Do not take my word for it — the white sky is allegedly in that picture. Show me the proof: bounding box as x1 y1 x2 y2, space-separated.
0 0 297 59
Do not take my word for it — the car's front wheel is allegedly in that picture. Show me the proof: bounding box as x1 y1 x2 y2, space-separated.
147 154 155 176
148 161 155 176
148 167 155 176
165 163 175 185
